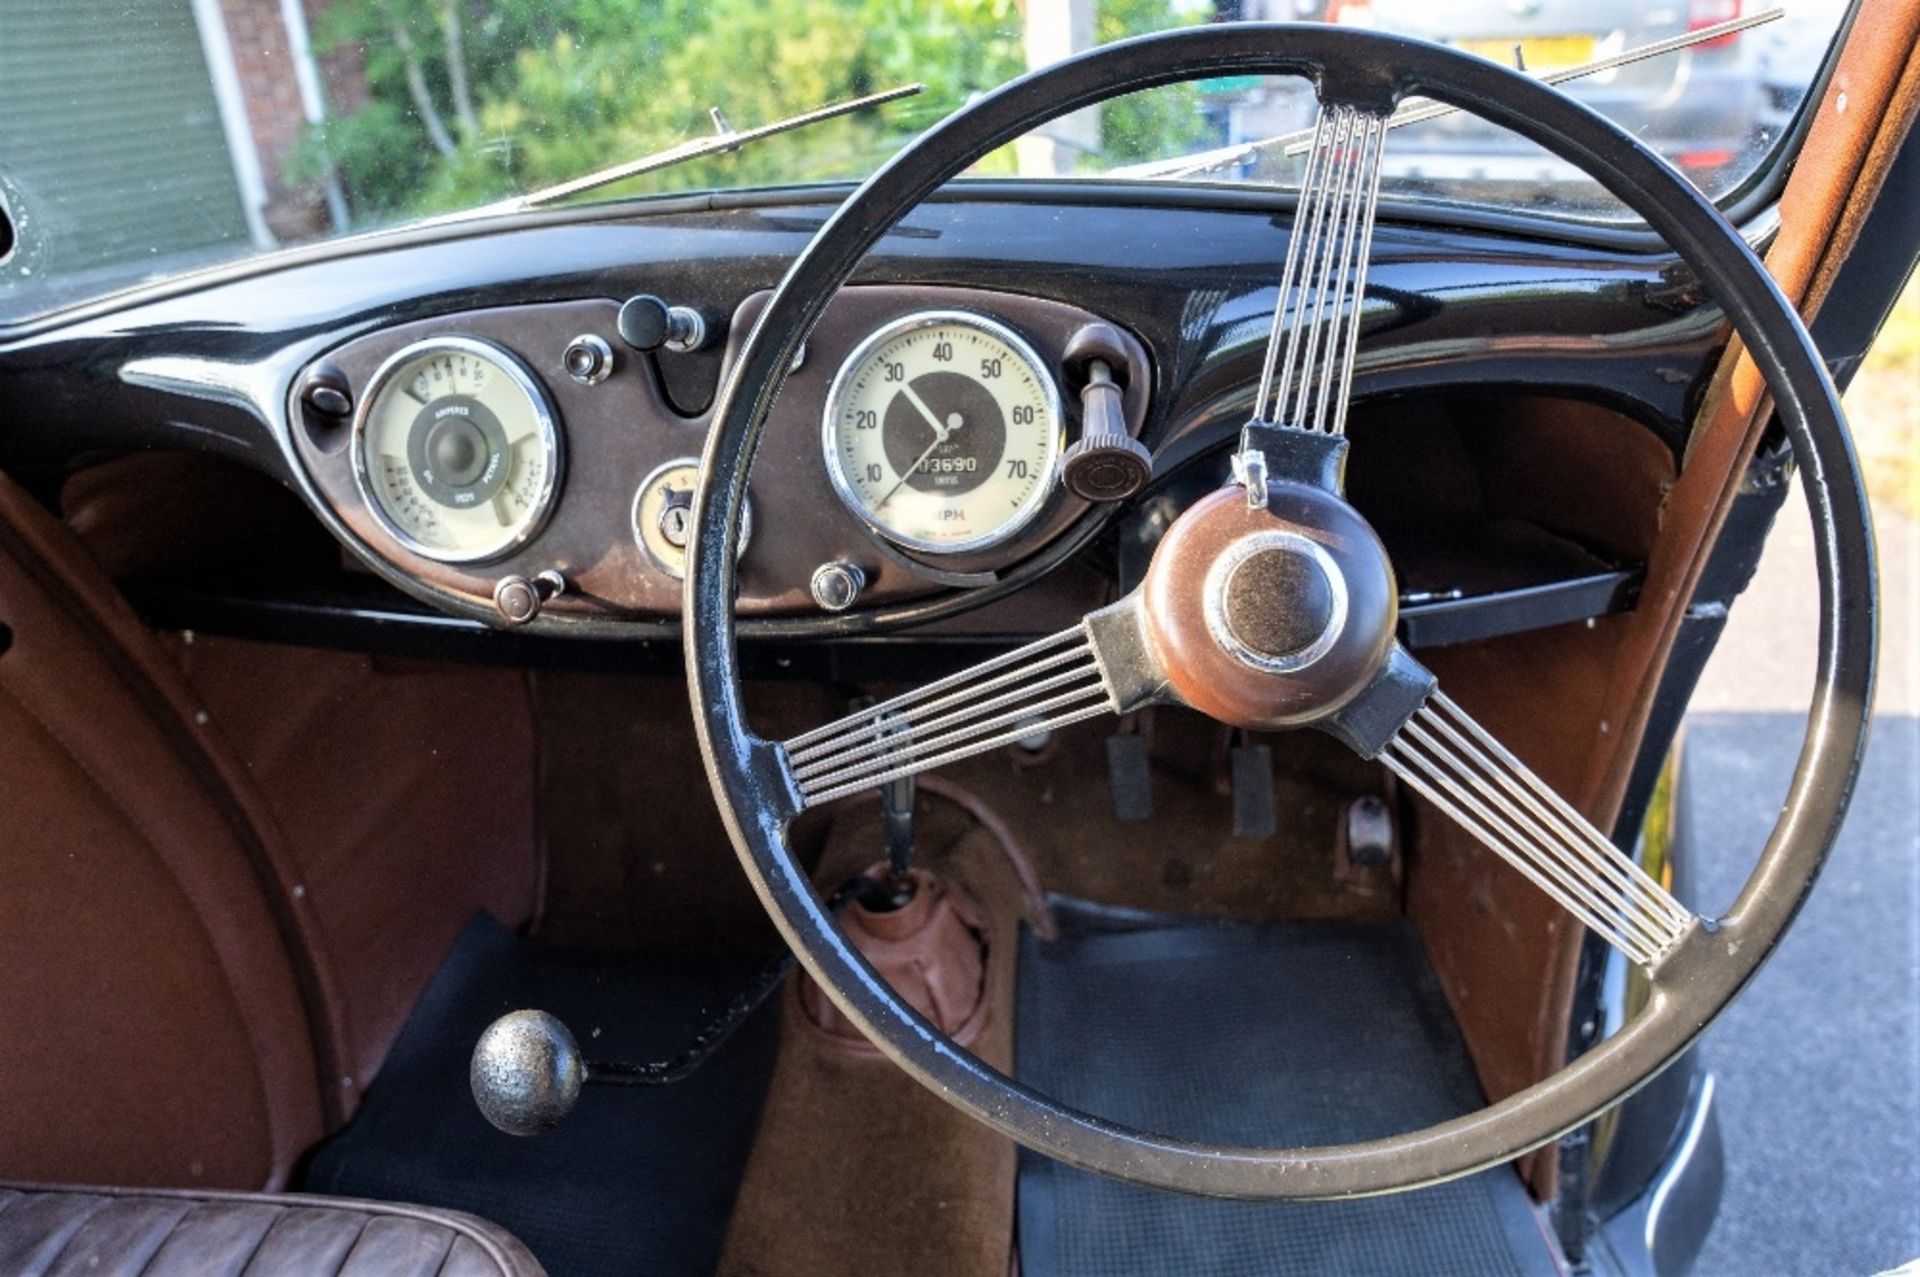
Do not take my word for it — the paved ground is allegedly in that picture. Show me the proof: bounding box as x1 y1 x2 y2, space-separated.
1683 485 1918 1276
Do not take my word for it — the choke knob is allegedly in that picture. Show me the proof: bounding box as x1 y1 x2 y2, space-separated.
617 294 708 352
1061 359 1151 502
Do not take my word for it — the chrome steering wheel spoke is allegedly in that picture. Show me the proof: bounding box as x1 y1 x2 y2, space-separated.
1253 102 1389 440
1379 687 1696 970
779 596 1163 808
1234 101 1389 510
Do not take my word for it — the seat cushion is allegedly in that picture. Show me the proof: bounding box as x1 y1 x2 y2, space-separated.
0 1184 546 1277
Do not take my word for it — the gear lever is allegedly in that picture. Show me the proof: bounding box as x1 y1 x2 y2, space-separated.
471 877 872 1136
872 770 918 909
854 700 917 909
471 695 927 1136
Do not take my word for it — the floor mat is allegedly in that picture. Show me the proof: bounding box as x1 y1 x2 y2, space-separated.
305 913 779 1277
1015 901 1558 1277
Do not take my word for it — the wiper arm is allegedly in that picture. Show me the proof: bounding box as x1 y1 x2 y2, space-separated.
1115 8 1785 181
479 83 924 213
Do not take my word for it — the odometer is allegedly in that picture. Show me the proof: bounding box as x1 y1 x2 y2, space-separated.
823 311 1062 554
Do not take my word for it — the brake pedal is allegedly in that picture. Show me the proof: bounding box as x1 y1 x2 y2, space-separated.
1230 739 1276 839
1106 731 1154 822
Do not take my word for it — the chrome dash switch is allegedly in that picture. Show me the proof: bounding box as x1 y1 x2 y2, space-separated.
810 561 866 612
493 569 566 625
562 334 613 385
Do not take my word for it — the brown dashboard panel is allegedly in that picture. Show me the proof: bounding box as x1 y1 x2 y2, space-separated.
291 288 1150 623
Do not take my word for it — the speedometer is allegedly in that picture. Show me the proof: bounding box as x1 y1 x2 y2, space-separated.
823 311 1062 554
351 336 562 563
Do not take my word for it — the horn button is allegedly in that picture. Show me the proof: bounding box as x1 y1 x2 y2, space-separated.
1141 482 1397 729
1208 531 1346 673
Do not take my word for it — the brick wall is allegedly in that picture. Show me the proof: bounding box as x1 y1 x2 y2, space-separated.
318 23 370 119
216 0 364 241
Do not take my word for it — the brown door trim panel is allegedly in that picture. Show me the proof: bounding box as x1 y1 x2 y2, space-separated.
0 476 344 1186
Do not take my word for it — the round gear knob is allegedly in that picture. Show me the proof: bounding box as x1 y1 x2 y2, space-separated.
470 1009 585 1136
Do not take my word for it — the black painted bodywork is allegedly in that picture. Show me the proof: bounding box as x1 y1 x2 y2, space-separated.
0 183 1721 652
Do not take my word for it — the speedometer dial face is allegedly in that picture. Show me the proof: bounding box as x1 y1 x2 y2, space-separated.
351 337 562 563
823 311 1063 554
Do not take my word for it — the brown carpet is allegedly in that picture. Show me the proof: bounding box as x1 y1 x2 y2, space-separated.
716 804 1036 1277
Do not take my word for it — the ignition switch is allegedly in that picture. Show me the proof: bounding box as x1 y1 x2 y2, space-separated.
631 458 751 579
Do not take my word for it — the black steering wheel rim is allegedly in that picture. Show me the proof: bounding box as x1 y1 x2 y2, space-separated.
687 23 1876 1198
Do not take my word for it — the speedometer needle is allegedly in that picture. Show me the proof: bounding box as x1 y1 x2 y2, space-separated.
877 407 964 509
899 383 949 437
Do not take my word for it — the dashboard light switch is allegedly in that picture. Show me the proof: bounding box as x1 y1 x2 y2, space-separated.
810 561 867 612
562 334 613 385
493 569 566 625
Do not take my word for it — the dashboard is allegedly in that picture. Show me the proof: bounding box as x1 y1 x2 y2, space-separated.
0 185 1722 663
292 286 1149 626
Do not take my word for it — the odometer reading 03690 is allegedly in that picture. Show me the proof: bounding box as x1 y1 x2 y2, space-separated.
823 311 1063 554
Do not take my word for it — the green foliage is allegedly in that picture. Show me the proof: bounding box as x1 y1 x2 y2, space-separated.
288 98 427 206
1090 0 1211 168
302 0 1212 224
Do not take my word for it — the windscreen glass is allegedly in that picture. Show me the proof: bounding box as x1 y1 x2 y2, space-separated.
0 0 1849 320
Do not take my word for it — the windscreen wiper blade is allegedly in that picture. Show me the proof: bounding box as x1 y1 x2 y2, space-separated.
480 83 924 214
1113 8 1786 181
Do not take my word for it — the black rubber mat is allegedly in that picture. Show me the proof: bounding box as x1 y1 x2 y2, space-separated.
1015 901 1559 1277
305 913 778 1277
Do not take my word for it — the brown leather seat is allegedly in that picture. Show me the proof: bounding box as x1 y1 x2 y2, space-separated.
0 1184 546 1277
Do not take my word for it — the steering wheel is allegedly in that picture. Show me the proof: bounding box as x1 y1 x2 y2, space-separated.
687 24 1876 1198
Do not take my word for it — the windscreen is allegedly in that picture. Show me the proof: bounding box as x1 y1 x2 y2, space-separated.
0 0 1851 321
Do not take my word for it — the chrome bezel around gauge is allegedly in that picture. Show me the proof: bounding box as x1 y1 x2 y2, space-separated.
349 335 564 564
821 309 1065 557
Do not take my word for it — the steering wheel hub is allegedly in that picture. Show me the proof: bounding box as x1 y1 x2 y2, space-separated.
1142 481 1396 729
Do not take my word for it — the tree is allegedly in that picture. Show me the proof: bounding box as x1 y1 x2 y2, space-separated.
297 0 1212 224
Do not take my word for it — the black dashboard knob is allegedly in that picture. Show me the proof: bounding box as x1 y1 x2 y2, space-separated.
618 294 707 352
298 363 354 418
618 294 671 350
